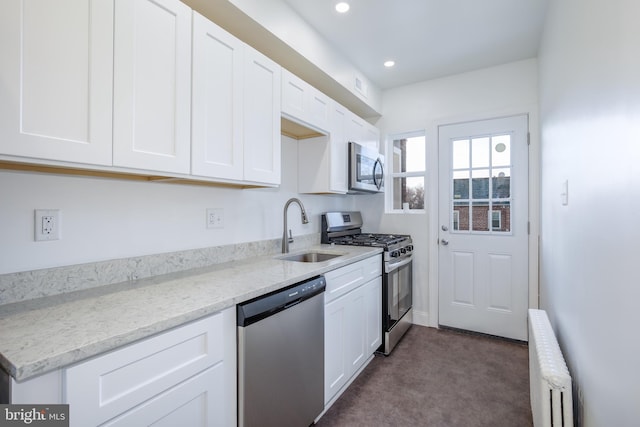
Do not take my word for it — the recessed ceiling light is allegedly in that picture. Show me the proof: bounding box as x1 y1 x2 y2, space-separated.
335 2 350 13
384 60 395 68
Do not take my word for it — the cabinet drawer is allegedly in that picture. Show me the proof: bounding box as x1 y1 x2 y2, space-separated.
324 255 381 303
65 313 224 426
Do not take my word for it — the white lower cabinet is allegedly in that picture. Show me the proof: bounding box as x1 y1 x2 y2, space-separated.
6 308 236 427
324 255 382 405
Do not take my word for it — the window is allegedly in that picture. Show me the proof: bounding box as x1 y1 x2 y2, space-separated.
388 132 426 211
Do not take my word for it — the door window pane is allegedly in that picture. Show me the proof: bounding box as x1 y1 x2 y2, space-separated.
453 201 469 231
471 201 490 231
471 169 490 199
491 202 511 232
492 135 511 167
452 139 469 169
453 170 469 200
492 168 511 199
471 137 490 168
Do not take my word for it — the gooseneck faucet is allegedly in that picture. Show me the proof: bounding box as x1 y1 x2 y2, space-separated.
282 198 309 253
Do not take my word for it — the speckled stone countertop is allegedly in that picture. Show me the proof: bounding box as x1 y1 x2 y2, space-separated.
0 245 382 382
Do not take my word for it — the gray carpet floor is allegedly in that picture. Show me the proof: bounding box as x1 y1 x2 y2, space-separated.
316 325 532 427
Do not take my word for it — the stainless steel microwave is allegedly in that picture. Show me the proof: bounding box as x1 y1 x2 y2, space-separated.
348 142 384 193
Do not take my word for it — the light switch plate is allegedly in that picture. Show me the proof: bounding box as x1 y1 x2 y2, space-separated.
206 208 224 229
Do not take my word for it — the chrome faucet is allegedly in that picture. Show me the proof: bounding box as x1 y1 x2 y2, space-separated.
282 198 309 253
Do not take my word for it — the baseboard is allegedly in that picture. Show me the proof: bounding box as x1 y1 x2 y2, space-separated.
412 309 431 327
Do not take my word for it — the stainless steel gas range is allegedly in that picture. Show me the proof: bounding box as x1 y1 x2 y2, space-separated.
321 211 413 355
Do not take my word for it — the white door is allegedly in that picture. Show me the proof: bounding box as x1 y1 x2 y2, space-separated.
438 115 529 340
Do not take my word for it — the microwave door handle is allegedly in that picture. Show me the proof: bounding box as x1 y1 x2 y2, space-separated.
373 158 384 190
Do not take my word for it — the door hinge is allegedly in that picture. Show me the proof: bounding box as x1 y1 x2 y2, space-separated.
527 221 530 235
527 132 531 146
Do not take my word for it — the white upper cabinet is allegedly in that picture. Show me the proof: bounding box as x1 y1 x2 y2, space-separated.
191 12 244 181
282 69 331 133
243 48 281 185
112 0 192 174
0 0 114 166
298 101 349 194
346 110 380 152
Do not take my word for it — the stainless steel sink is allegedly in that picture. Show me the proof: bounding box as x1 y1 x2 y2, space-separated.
279 252 342 263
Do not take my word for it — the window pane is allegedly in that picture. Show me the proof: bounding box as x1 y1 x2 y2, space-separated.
471 201 490 231
453 170 469 200
492 201 511 232
452 139 469 169
392 176 425 209
492 134 511 167
492 168 511 199
453 201 469 231
471 169 490 199
393 136 425 173
472 137 490 168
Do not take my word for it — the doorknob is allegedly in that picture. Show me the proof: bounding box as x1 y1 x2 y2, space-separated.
441 225 449 231
441 239 449 246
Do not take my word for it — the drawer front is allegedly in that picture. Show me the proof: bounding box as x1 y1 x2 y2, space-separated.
324 255 381 303
65 311 225 426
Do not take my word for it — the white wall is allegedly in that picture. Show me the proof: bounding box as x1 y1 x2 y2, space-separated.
538 0 640 425
0 137 354 274
355 58 539 327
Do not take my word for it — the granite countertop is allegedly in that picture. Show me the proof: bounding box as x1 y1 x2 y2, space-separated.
0 245 382 382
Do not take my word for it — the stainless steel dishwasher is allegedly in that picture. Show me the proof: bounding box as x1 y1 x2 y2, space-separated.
237 275 326 427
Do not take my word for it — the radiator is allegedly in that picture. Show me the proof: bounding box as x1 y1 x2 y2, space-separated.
528 309 573 427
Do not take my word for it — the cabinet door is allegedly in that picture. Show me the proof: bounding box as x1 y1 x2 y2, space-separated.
281 69 308 123
243 48 281 184
101 365 222 427
0 0 113 166
364 276 382 354
282 69 330 133
65 313 226 426
191 12 243 180
324 295 348 404
329 102 349 193
345 286 367 373
113 0 191 174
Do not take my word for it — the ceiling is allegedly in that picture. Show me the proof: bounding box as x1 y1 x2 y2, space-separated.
281 0 549 90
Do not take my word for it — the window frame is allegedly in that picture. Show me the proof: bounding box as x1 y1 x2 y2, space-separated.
385 130 426 213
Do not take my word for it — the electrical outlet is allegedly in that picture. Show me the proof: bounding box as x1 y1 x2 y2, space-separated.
35 209 61 241
206 208 224 229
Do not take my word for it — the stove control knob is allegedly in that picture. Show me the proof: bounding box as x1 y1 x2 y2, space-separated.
390 250 400 258
401 248 406 254
406 245 413 253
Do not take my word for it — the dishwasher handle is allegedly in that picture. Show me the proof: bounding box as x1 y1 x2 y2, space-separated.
237 275 326 327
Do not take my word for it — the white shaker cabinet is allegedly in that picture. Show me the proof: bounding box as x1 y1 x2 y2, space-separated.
243 48 281 185
324 255 382 406
191 12 244 180
6 308 237 427
346 111 380 152
191 14 282 185
0 0 114 166
281 69 331 133
298 101 349 194
112 0 192 174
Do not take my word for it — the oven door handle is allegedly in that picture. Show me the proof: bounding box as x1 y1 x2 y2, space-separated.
385 256 412 273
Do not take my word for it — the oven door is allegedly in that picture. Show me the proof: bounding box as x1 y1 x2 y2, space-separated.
383 256 412 332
